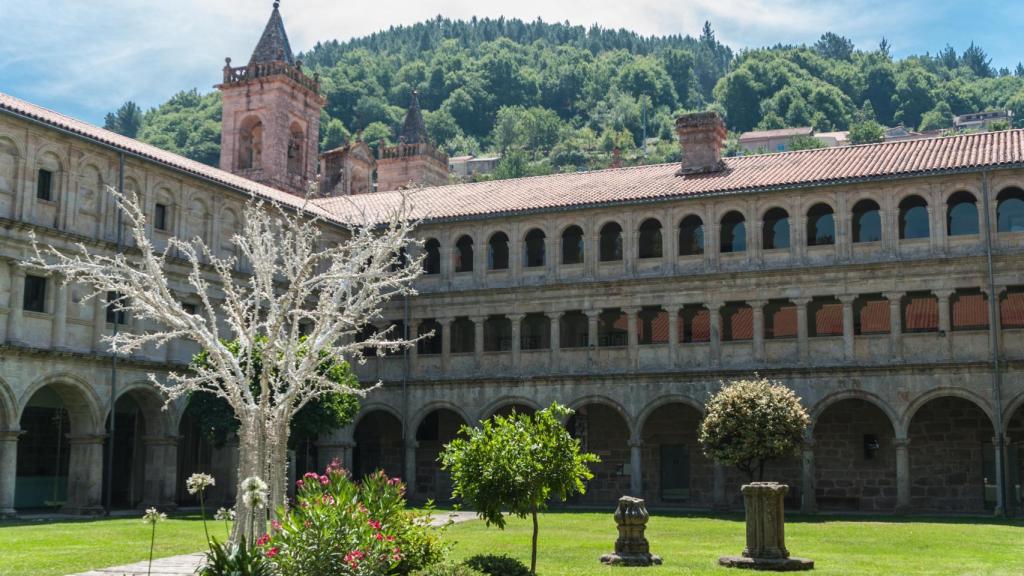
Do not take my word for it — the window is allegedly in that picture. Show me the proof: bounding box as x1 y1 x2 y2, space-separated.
680 305 710 343
598 308 627 347
559 311 588 348
488 232 509 270
154 203 168 231
182 302 198 315
854 295 890 335
809 297 843 337
1000 287 1024 329
417 320 442 355
105 291 128 324
637 218 663 259
637 306 669 345
852 200 882 243
561 225 584 265
23 275 46 313
720 303 752 341
523 228 546 268
946 191 979 236
764 300 797 339
450 317 475 353
720 211 746 253
951 289 988 331
678 215 704 256
599 222 623 261
762 208 790 250
454 235 473 273
902 292 938 333
36 169 53 201
356 325 378 357
776 143 786 152
899 195 929 240
996 188 1024 232
806 203 835 246
521 313 550 350
483 316 512 351
423 239 441 275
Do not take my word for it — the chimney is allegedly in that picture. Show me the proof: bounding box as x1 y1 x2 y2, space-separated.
675 111 726 176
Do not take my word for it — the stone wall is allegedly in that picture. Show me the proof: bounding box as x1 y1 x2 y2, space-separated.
909 397 993 512
814 399 897 511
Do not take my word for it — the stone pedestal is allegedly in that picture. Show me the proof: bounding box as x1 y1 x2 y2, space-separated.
719 483 813 571
600 496 662 567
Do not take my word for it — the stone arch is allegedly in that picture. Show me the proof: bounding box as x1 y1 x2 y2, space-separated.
34 146 66 172
638 398 710 507
412 406 469 503
1004 392 1024 513
899 387 995 438
352 408 404 481
18 373 103 434
1002 391 1024 435
409 401 471 438
567 396 632 504
237 114 264 170
567 395 632 431
479 396 543 421
353 402 404 430
0 135 21 217
0 376 17 429
634 394 704 442
809 390 900 436
108 381 173 438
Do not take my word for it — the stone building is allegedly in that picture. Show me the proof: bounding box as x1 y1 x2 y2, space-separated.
375 91 450 192
2 3 1024 519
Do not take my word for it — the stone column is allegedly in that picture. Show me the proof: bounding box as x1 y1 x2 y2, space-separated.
141 435 179 509
548 311 562 372
407 319 420 376
471 315 486 371
666 305 680 368
550 234 560 279
440 244 453 281
50 277 68 350
439 317 453 374
6 265 25 345
894 437 910 513
884 291 905 361
708 301 722 367
712 461 728 511
404 439 418 498
64 433 106 514
794 297 811 364
718 482 812 569
935 289 954 358
839 294 856 361
624 306 639 370
509 313 524 372
629 440 643 497
0 429 19 517
92 296 107 353
626 231 638 275
751 299 766 362
585 309 601 368
800 438 817 513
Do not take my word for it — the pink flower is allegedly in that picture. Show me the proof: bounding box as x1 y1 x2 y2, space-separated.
375 532 384 541
295 479 304 489
303 472 319 481
265 546 279 558
256 533 271 547
368 519 381 530
345 549 366 569
319 475 330 486
386 535 395 542
387 477 402 486
271 519 282 532
322 494 335 505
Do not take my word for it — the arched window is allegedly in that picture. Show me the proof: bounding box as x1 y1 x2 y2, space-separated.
523 228 546 268
559 311 589 348
762 207 790 250
237 116 263 170
521 313 550 350
852 199 881 243
806 203 835 246
561 225 584 265
488 232 509 270
483 315 512 351
423 238 440 275
599 222 623 261
946 191 978 236
598 308 627 347
417 319 442 355
899 195 929 240
720 211 746 253
678 215 704 256
997 188 1024 232
454 235 474 273
287 121 305 175
637 218 663 259
450 317 475 353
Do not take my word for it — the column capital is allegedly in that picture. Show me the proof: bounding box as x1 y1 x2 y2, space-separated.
706 300 724 312
545 310 564 320
468 315 487 324
980 286 1007 297
837 294 857 304
883 291 905 302
621 306 641 316
65 433 107 445
437 316 454 326
0 429 23 441
792 296 813 307
748 299 768 309
584 309 602 319
629 439 644 449
10 265 25 278
507 313 526 322
933 288 955 299
893 437 910 449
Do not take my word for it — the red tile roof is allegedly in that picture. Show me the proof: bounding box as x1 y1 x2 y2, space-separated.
739 127 814 141
0 92 338 222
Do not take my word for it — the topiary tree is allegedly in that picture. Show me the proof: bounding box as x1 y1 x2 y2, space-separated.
440 403 599 575
699 378 810 482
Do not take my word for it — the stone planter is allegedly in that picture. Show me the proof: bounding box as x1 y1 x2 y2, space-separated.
719 482 813 571
599 496 662 566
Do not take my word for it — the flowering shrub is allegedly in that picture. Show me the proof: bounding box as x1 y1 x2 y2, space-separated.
699 377 810 481
259 461 447 575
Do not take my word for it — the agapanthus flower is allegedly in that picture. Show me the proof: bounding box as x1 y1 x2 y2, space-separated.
186 473 216 495
214 507 236 521
241 476 269 509
142 507 166 525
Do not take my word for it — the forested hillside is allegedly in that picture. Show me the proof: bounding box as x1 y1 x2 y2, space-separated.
107 17 1024 177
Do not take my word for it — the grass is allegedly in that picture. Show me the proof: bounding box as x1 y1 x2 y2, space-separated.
0 513 220 576
444 511 1024 576
2 511 1023 576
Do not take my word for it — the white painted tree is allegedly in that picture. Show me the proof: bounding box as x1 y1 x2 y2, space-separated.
29 184 422 542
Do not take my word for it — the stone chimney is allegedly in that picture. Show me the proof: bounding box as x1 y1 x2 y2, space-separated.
675 111 726 176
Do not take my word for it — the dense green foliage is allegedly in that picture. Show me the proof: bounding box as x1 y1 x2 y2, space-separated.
461 555 532 576
440 403 598 574
699 378 811 481
115 18 1024 176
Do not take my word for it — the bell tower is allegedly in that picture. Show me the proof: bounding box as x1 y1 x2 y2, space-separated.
217 1 324 196
376 91 450 192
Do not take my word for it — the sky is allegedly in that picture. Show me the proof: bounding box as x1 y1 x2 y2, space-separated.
2 0 1023 125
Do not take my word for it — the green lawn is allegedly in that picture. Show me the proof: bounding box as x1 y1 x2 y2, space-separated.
3 511 1023 576
0 514 219 576
445 511 1024 576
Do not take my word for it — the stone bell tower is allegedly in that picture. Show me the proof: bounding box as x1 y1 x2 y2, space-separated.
217 1 324 196
376 91 450 192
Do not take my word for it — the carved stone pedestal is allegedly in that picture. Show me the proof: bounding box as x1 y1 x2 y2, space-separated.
600 496 662 567
719 483 813 571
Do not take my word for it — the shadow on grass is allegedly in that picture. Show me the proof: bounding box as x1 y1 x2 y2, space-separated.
0 511 208 528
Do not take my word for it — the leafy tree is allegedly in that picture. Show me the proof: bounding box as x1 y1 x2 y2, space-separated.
699 378 809 481
136 89 221 166
441 403 599 575
104 101 143 138
788 135 826 151
361 121 393 146
989 119 1011 132
814 32 854 61
320 117 350 151
918 101 953 131
714 68 761 131
424 108 463 145
961 42 993 78
848 119 885 144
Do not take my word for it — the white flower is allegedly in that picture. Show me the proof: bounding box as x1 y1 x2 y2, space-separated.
214 507 236 521
186 473 216 495
142 507 167 525
241 476 269 509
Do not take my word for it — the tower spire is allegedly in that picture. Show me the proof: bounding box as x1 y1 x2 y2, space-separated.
400 90 429 145
250 1 294 65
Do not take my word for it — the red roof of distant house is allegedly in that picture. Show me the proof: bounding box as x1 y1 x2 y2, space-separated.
738 127 814 141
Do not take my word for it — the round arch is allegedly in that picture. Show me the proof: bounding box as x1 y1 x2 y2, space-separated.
899 387 995 437
634 394 704 442
18 373 104 434
353 402 404 432
567 395 633 433
809 390 900 436
107 382 173 438
0 376 17 429
408 401 472 439
478 396 543 421
1002 391 1024 434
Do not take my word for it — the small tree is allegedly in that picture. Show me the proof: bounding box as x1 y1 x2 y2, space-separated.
440 403 599 575
699 378 810 482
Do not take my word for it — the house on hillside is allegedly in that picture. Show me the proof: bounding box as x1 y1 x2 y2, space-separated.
738 127 813 153
955 110 1012 131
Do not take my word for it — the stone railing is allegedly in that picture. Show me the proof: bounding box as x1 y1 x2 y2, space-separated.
221 58 320 94
378 142 447 163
